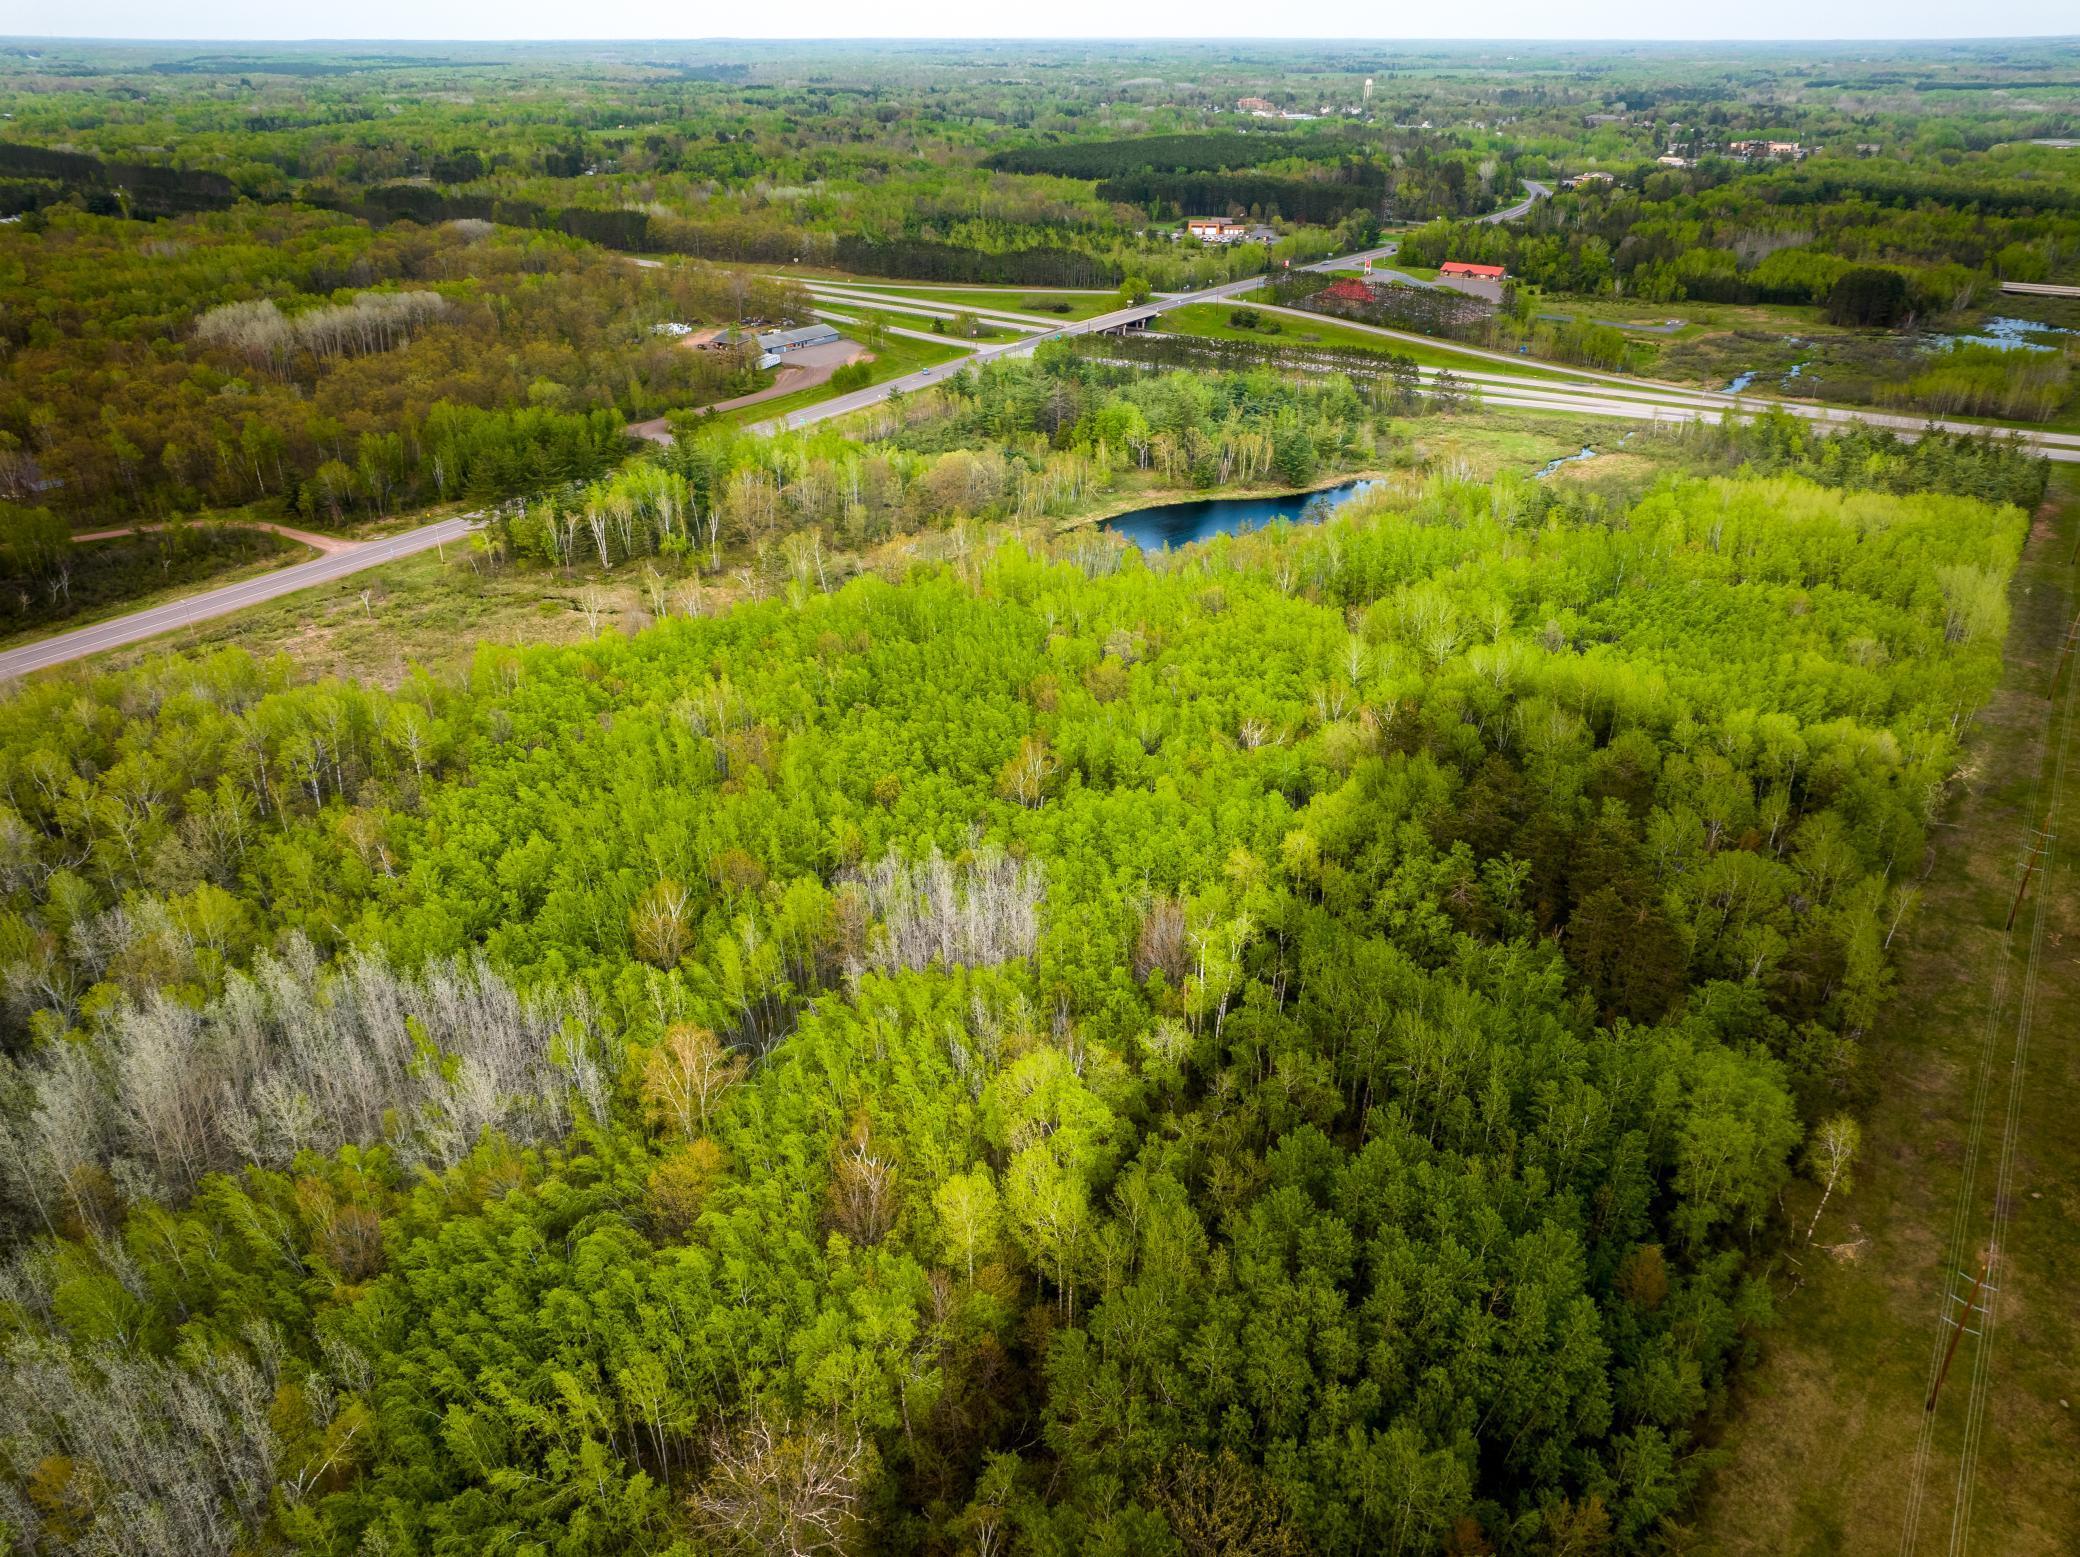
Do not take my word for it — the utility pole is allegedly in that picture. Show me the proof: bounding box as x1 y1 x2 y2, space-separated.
2005 829 2055 932
1926 1260 1994 1413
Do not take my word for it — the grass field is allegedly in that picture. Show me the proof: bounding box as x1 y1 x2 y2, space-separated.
809 296 1033 340
866 315 1026 344
1690 467 2080 1556
1156 301 1584 381
1403 410 1678 493
76 544 642 686
824 283 1121 321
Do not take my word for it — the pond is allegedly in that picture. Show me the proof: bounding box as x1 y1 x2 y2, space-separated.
1101 479 1379 551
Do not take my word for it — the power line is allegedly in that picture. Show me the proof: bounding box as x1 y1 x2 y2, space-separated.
1946 588 2078 1556
1900 538 2078 1555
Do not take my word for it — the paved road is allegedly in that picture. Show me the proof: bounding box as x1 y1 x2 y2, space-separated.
629 338 873 444
1483 180 1552 223
1246 300 1705 390
0 173 2050 679
6 252 1280 677
797 282 1053 332
812 308 992 349
753 272 1268 432
1418 374 2080 461
0 516 479 680
1229 300 2080 458
753 235 2080 467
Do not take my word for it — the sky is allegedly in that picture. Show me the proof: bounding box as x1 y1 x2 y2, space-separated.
9 6 2078 43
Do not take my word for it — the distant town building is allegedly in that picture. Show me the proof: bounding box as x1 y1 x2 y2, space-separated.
1440 261 1507 280
1237 96 1276 115
1561 170 1617 190
1187 216 1248 243
1656 155 1695 168
1727 139 1806 160
1585 113 1629 127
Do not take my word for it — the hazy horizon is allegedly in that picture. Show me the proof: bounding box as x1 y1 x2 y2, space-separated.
5 11 2078 44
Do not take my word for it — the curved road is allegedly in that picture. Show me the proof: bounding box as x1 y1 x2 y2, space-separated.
1479 179 1552 224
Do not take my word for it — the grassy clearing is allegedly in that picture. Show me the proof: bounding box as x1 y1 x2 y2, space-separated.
1156 302 1581 382
82 545 649 686
809 295 1032 339
823 283 1121 321
1690 467 2080 1556
865 316 1026 345
1399 409 1642 480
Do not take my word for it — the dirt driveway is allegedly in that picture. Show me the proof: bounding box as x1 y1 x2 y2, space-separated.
72 520 356 554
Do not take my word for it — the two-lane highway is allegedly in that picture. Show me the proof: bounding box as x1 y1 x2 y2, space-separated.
1482 180 1552 223
0 516 480 680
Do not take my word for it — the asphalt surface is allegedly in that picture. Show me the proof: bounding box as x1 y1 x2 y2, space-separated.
756 242 1409 433
14 179 2068 679
811 309 989 348
1481 180 1553 223
0 516 479 681
751 183 1555 433
799 283 1053 332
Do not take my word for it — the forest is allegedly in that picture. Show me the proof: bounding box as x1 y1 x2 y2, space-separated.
0 37 2074 1553
0 346 2041 1549
497 352 1389 568
983 132 1332 179
0 206 799 525
485 350 2049 581
1393 151 2080 309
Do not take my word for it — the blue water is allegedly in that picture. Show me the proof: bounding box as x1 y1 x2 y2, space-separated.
1926 315 2075 353
1103 479 1378 551
1535 446 1597 478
